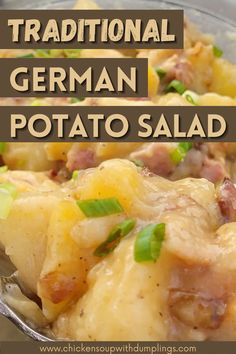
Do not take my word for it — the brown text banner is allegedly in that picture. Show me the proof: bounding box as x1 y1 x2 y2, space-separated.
0 106 235 142
0 58 148 97
0 341 236 354
0 10 184 49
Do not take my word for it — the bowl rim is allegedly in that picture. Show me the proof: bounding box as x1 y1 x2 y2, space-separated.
2 0 236 29
162 0 236 28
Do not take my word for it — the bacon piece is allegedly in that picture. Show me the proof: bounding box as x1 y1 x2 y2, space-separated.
39 272 81 304
130 143 174 177
218 178 236 221
166 60 193 87
161 55 194 87
200 158 227 183
67 148 96 172
169 290 226 330
47 161 70 183
171 148 204 180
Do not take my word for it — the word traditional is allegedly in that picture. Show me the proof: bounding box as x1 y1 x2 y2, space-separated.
8 18 175 43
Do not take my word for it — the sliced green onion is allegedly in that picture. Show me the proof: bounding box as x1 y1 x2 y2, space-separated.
72 170 79 180
31 99 43 106
17 53 34 58
182 90 199 105
213 45 223 58
156 67 166 79
0 142 6 154
0 166 8 173
134 223 165 262
35 49 51 58
77 198 124 217
35 49 65 58
165 80 186 95
64 49 81 58
0 182 18 199
185 94 195 105
0 182 17 219
31 99 50 107
170 142 193 165
20 50 64 59
0 190 14 220
130 159 144 168
70 97 84 104
94 218 136 257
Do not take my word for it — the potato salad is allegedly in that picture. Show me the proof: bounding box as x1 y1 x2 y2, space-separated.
0 0 236 341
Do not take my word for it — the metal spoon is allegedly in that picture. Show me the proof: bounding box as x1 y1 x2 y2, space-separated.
0 272 54 341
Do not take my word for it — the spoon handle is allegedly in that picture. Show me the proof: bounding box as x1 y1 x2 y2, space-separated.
0 298 52 341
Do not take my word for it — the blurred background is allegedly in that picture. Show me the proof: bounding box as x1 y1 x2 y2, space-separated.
0 0 236 23
0 0 235 342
